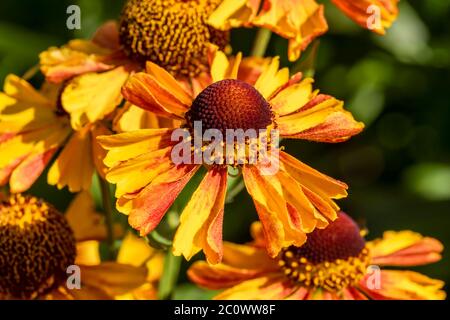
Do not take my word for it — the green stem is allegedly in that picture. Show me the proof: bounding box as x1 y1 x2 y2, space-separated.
158 250 182 300
99 176 115 260
22 64 40 81
250 28 272 58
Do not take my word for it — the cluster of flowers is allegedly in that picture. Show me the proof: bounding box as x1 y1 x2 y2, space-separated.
0 0 445 300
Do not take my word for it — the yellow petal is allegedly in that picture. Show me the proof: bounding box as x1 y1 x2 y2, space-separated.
48 126 94 192
254 57 289 99
62 67 129 129
173 167 227 264
113 103 160 132
80 262 148 297
75 240 101 266
65 191 107 242
270 78 315 116
208 0 261 30
98 128 174 168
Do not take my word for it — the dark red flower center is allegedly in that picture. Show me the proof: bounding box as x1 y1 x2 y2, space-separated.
289 212 366 264
186 79 273 135
278 212 370 291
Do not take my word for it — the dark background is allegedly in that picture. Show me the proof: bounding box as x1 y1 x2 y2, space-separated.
0 0 449 298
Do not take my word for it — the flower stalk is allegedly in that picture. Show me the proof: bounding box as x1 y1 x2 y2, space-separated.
99 176 116 260
250 28 272 58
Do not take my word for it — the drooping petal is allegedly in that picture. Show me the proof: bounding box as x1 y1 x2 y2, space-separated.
278 94 364 142
188 261 271 290
127 164 199 236
368 231 444 267
80 262 148 297
173 167 228 264
359 270 446 300
91 123 111 179
106 147 174 198
214 275 297 300
280 151 348 202
9 148 57 193
332 0 399 35
62 66 129 129
48 126 95 192
242 164 308 257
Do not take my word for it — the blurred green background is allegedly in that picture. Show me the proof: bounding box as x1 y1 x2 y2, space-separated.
0 0 449 298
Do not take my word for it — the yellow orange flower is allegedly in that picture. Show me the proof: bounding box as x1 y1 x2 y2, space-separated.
98 49 364 264
331 0 399 35
40 0 230 129
188 212 446 300
0 192 162 300
208 0 329 61
0 75 109 192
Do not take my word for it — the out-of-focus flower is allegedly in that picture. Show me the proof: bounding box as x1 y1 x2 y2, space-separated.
0 192 163 300
98 49 364 264
188 212 446 300
331 0 399 35
209 0 328 61
0 75 109 193
40 0 229 130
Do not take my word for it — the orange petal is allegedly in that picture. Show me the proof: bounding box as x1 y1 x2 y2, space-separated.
9 148 56 193
127 164 199 236
80 262 148 297
122 70 191 120
359 270 446 300
280 151 348 201
242 165 308 257
237 57 271 86
188 261 270 290
39 40 113 83
208 0 261 30
332 0 399 35
223 242 278 271
253 0 328 61
278 94 364 142
214 275 297 300
368 231 444 267
173 167 228 264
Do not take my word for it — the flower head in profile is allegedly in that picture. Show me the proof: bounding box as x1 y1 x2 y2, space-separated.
209 0 328 61
331 0 399 35
188 212 446 300
0 192 163 300
40 0 229 130
98 49 364 264
208 0 399 61
0 75 109 193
